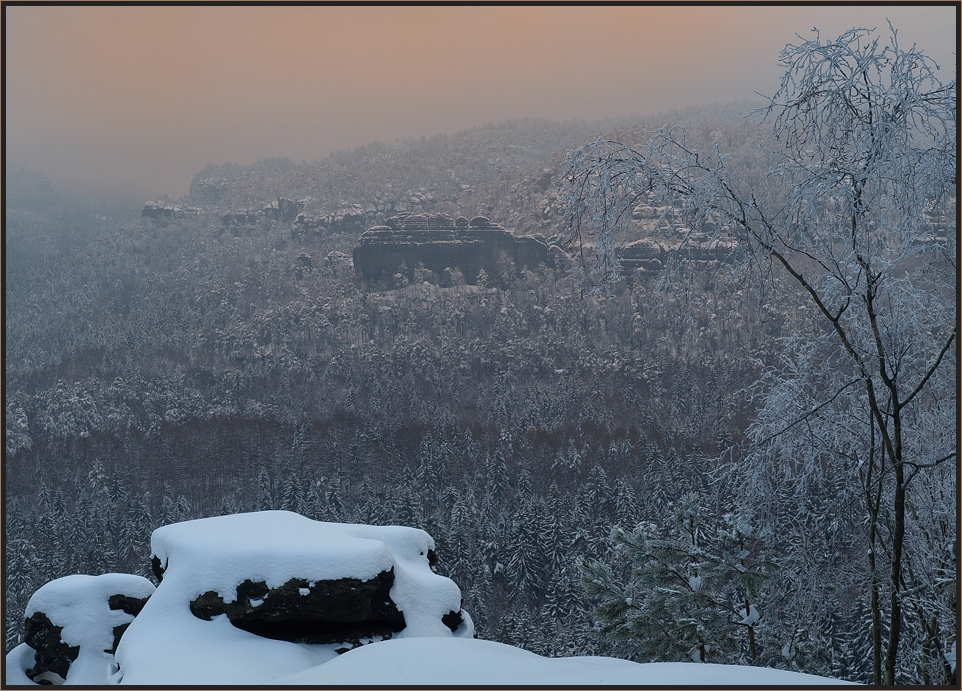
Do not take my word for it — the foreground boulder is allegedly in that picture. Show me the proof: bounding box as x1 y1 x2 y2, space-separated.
6 573 154 685
114 511 473 685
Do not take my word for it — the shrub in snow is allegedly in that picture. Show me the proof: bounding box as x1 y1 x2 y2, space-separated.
6 573 154 685
114 511 473 684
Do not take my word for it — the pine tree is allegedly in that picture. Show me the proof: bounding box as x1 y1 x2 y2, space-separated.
483 451 511 503
303 477 326 521
256 467 274 511
613 477 638 528
278 472 304 514
505 494 545 602
325 476 345 521
582 492 777 665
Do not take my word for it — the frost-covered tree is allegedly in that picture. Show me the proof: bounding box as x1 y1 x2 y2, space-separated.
560 26 955 684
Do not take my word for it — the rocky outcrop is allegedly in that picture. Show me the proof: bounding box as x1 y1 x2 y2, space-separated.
24 611 78 684
141 201 202 221
9 514 474 686
107 512 473 685
20 574 155 685
535 168 554 193
353 213 553 290
219 208 261 227
296 252 313 268
289 204 369 237
620 238 665 272
620 236 734 274
262 198 305 223
220 197 309 228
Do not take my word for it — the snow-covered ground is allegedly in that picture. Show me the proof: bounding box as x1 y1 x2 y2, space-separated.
7 635 855 686
6 511 856 685
268 636 854 685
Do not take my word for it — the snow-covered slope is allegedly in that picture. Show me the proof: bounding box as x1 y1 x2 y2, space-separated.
268 636 855 685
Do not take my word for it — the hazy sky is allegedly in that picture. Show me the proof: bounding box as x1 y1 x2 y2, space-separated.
5 5 956 199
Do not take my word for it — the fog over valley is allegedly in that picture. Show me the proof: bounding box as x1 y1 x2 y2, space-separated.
6 5 954 198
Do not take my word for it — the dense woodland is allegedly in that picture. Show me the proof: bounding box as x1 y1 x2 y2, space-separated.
5 105 953 684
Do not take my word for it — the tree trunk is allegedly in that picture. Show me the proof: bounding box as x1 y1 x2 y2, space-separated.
868 541 883 684
883 417 905 685
865 421 883 685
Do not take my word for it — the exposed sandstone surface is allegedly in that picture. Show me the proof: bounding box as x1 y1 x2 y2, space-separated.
353 213 553 290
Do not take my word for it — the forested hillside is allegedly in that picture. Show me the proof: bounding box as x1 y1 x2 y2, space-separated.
5 103 949 683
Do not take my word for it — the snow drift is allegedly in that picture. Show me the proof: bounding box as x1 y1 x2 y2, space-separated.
270 636 855 685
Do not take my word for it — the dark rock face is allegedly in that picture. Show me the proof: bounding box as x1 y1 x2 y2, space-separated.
620 237 733 274
108 624 128 656
291 204 369 237
108 593 151 617
151 555 166 583
353 212 552 290
141 201 201 221
620 239 665 272
535 168 554 193
441 609 464 632
189 569 406 645
262 198 304 223
105 594 151 653
220 198 309 228
142 202 174 220
296 252 313 267
24 611 80 683
220 208 261 227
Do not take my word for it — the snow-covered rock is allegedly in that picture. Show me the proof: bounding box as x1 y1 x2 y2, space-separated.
113 511 472 685
7 573 154 685
141 200 201 220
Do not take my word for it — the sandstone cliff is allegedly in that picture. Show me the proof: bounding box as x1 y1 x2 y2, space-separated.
353 213 555 290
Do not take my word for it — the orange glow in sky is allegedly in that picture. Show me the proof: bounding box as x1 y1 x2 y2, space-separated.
5 5 956 197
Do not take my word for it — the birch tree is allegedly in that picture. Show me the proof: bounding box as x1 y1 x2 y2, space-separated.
559 25 956 684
